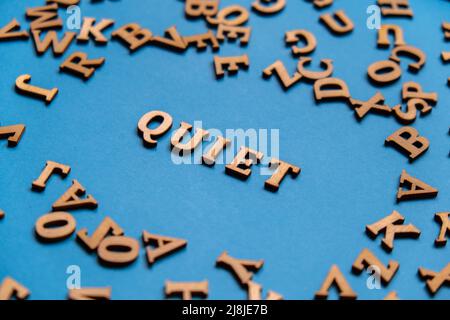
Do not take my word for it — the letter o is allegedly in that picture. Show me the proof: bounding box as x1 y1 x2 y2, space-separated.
97 236 139 265
35 212 76 241
367 60 401 84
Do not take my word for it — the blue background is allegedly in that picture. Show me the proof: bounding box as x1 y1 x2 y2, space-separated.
0 0 449 300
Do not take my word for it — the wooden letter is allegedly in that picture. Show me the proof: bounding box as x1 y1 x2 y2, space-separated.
264 158 300 192
142 231 187 265
97 236 140 266
225 147 263 180
367 60 402 84
60 52 105 79
184 30 219 51
384 291 399 300
352 248 399 284
0 19 29 40
285 29 317 55
185 0 219 18
297 57 333 81
418 264 450 295
151 26 187 51
112 23 152 52
207 5 249 26
377 24 405 48
392 99 431 123
216 251 264 285
377 0 413 17
247 281 283 300
214 54 249 77
77 217 124 250
217 24 251 45
32 160 71 191
314 77 350 101
315 265 357 300
397 169 438 201
35 212 76 241
77 17 115 44
320 10 354 35
69 287 111 300
137 110 173 147
47 0 80 6
389 45 426 72
252 0 286 15
262 60 302 90
52 179 98 211
402 81 438 103
171 122 209 154
442 52 450 85
443 22 450 39
165 280 208 300
0 124 26 147
202 135 230 166
313 0 333 9
0 277 30 300
385 126 429 161
435 212 450 246
26 4 62 30
32 30 76 55
366 210 420 251
350 92 393 120
15 74 58 103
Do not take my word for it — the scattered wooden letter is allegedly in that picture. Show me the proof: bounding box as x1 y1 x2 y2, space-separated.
315 265 357 300
247 281 283 300
0 124 26 147
32 30 76 55
285 29 317 55
137 110 173 147
434 212 450 246
15 74 58 104
262 60 302 90
225 147 263 180
366 210 420 252
352 248 399 284
385 126 429 161
165 280 208 300
35 212 77 241
396 169 438 201
350 92 394 120
77 18 115 44
69 287 111 300
377 0 413 17
52 179 98 211
26 4 63 30
264 158 300 192
60 52 105 79
0 19 29 40
216 251 264 286
142 231 187 265
319 10 354 35
0 277 30 300
32 160 71 191
252 0 286 15
112 23 152 52
418 264 450 295
214 54 249 77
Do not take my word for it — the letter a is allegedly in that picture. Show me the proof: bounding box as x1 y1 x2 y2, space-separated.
315 265 357 300
142 231 187 265
52 179 98 211
396 170 438 201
